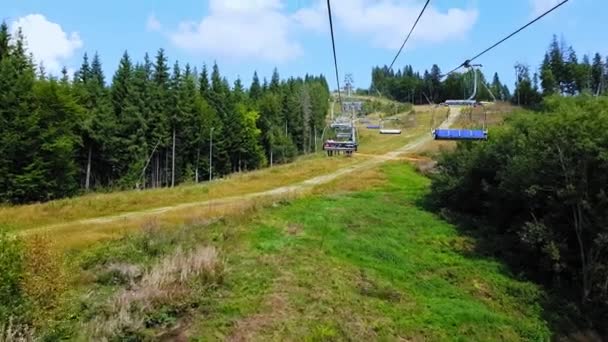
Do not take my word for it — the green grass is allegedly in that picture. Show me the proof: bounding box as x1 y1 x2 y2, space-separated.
187 162 550 341
32 161 550 340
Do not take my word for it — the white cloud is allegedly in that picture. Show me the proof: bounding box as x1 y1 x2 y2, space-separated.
295 0 478 50
163 0 478 62
146 14 161 32
168 0 302 62
292 2 327 33
530 0 562 16
10 14 83 74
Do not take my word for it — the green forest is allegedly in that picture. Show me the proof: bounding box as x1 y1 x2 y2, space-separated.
370 35 608 107
427 36 608 334
0 23 330 204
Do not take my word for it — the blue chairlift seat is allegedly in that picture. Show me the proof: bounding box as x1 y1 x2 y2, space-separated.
433 129 487 141
366 125 381 129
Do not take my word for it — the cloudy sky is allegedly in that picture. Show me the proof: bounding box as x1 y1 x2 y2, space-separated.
1 0 600 90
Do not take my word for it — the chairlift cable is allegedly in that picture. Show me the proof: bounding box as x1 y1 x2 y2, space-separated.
326 0 342 104
388 0 431 71
443 0 570 76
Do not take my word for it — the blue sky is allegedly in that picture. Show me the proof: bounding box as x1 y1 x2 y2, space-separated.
2 0 602 92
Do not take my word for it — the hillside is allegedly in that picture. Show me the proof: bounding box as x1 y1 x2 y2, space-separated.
0 104 555 341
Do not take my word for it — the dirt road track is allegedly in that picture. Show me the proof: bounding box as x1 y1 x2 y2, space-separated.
22 108 462 235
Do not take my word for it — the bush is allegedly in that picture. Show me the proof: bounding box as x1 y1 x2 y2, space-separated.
430 95 608 331
0 231 25 322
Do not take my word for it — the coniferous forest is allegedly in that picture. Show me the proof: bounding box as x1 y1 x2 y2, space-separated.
369 35 608 107
0 23 330 204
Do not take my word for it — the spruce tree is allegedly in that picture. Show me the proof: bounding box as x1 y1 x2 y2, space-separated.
199 64 211 102
250 71 262 101
549 35 565 93
269 68 281 93
541 53 557 95
591 53 604 95
0 22 9 61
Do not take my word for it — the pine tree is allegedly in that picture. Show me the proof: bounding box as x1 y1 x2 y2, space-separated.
591 53 604 95
1 29 82 202
233 77 246 104
111 51 147 186
199 64 211 102
176 63 205 182
60 66 69 84
169 60 183 187
564 46 579 95
74 53 114 189
75 52 90 84
37 62 46 80
299 84 312 153
250 71 262 101
269 68 280 93
208 62 231 174
576 54 592 93
549 35 565 93
0 22 10 61
491 73 504 100
90 52 105 86
0 26 37 201
149 49 171 187
131 62 153 188
541 53 557 95
28 79 82 200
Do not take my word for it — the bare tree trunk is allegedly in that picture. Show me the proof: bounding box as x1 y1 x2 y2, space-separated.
314 125 317 153
151 155 155 188
270 146 273 167
156 154 160 188
85 145 92 190
195 148 200 183
172 128 176 188
165 149 169 187
557 144 590 303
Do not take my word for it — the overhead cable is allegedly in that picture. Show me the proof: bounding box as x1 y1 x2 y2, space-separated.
326 0 342 103
444 0 570 76
388 0 431 71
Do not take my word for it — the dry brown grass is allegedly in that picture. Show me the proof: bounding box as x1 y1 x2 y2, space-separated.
35 190 304 251
454 102 514 128
0 155 360 232
357 110 435 155
21 235 67 313
0 319 35 342
86 246 224 340
312 167 386 195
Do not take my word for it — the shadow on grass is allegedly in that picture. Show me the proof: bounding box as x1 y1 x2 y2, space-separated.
415 194 599 340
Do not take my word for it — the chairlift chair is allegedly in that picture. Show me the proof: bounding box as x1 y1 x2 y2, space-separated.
433 64 488 141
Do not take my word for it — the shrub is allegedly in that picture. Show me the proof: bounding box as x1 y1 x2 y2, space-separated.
0 232 25 322
430 95 608 331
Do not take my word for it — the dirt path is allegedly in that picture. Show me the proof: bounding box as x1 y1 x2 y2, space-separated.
21 108 461 235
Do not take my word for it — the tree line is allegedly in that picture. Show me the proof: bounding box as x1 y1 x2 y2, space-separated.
370 35 608 109
368 64 511 104
0 23 330 204
512 35 608 106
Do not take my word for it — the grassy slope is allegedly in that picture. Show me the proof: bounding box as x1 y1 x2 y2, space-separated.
0 154 360 232
357 110 434 155
185 162 550 341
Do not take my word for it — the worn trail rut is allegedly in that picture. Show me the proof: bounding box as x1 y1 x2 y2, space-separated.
22 109 461 235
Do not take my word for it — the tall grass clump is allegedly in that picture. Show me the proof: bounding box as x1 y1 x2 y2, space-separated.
86 246 224 340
